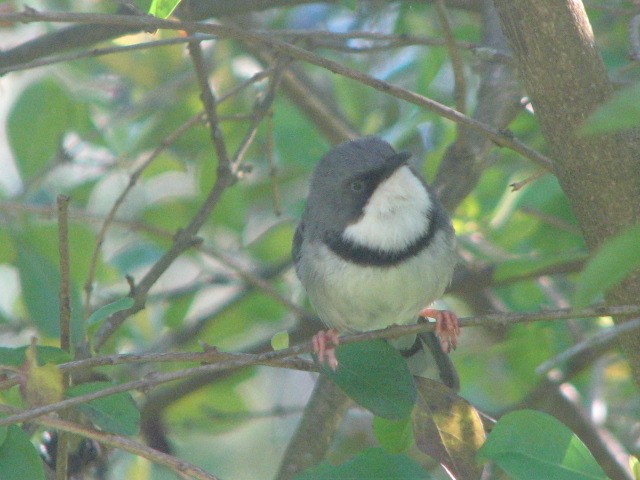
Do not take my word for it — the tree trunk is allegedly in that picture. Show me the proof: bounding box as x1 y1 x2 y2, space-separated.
492 0 640 386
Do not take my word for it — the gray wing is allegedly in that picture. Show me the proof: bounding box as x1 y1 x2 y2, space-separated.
291 219 305 267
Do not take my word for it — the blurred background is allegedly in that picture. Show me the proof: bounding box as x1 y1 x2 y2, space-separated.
0 1 639 479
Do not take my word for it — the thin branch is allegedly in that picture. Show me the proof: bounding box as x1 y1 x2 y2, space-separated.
1 200 305 325
436 0 467 115
520 206 582 235
83 109 206 314
0 349 316 392
509 170 548 191
230 56 288 175
33 415 221 480
3 304 640 428
536 317 640 376
259 28 476 49
266 114 282 215
56 195 72 351
55 194 71 480
187 39 232 172
0 9 554 170
0 34 217 75
629 14 640 61
92 37 238 349
275 376 349 480
248 45 357 144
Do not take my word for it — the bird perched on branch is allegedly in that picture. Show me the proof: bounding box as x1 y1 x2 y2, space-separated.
292 137 459 388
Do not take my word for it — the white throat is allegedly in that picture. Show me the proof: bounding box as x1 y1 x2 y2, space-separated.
343 165 432 252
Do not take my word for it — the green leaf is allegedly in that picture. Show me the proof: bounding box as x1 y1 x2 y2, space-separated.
579 82 640 135
322 340 417 420
0 426 7 446
629 455 640 480
16 243 64 339
412 377 485 479
478 409 608 480
294 447 432 480
8 79 76 180
0 425 45 480
270 331 290 350
15 241 84 343
574 223 640 307
630 456 640 480
67 382 140 435
87 297 135 326
0 345 70 367
148 0 181 18
373 416 414 454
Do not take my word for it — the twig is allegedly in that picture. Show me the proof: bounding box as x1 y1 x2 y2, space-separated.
258 28 476 49
92 39 237 349
510 170 548 191
436 0 467 115
3 304 640 427
57 195 72 352
0 9 554 170
520 206 582 235
34 415 221 480
536 317 640 376
266 113 282 216
187 39 232 173
55 194 71 480
1 200 305 325
0 34 217 75
0 347 315 392
83 110 206 314
247 46 357 144
629 14 640 61
230 55 288 176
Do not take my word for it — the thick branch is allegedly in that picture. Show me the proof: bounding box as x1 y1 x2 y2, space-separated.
493 0 640 386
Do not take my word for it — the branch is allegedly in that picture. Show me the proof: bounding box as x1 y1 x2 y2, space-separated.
187 40 232 172
0 34 216 75
434 0 523 210
435 0 467 115
83 110 205 313
31 415 221 480
536 317 640 377
56 195 72 351
92 36 241 348
3 304 640 427
55 194 71 480
0 9 553 170
275 376 350 480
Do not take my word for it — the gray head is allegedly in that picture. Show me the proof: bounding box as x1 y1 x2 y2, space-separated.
302 137 418 240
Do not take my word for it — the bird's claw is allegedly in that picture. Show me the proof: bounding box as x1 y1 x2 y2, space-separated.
419 308 460 353
312 329 340 371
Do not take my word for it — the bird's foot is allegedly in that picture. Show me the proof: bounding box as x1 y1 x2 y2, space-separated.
312 329 340 371
419 308 460 353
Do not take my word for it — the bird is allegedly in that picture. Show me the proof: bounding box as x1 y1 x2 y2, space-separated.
292 137 459 386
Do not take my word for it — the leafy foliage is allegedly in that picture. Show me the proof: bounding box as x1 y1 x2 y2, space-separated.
0 1 637 479
479 410 609 480
295 447 432 480
322 340 417 420
0 426 45 480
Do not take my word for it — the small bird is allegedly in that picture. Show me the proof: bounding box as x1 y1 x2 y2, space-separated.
292 137 459 383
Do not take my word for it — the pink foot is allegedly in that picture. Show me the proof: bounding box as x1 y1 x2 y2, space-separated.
312 329 340 371
419 308 460 353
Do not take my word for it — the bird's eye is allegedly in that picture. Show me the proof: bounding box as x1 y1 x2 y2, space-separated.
350 180 365 193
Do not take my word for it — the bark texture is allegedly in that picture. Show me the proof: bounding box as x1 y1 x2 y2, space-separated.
493 0 640 387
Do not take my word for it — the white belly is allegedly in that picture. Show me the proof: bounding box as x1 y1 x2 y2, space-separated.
299 230 455 333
